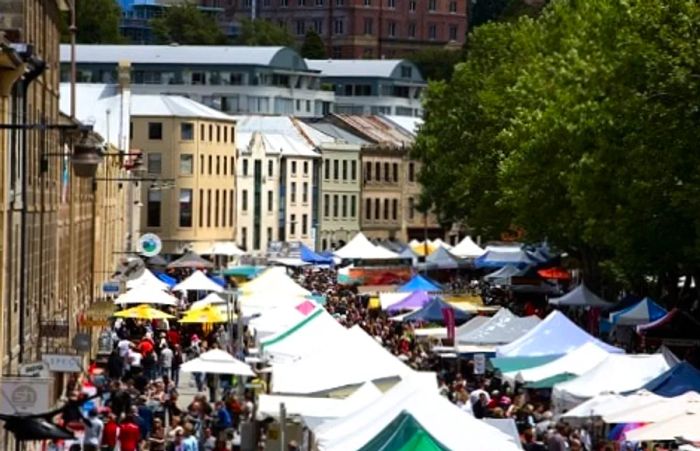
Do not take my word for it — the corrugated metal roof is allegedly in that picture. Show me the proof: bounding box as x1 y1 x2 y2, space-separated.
303 120 370 145
131 95 233 120
381 115 424 137
60 44 296 68
233 115 326 158
332 114 415 147
306 59 406 78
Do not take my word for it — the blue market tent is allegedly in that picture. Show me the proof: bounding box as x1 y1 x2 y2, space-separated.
397 274 442 293
609 297 667 326
403 297 472 323
420 246 464 270
483 265 521 283
300 244 334 265
208 274 227 287
399 247 419 266
640 362 700 397
475 250 538 269
153 271 177 288
549 284 613 308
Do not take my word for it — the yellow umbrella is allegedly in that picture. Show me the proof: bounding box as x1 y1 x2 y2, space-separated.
114 304 175 320
411 241 437 257
179 305 227 323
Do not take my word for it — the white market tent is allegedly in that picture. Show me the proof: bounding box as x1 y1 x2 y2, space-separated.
561 390 664 420
312 378 522 451
457 308 540 345
379 292 410 311
450 236 486 258
261 309 349 363
114 286 179 306
551 353 672 413
189 292 227 311
180 349 255 377
248 305 319 339
504 342 612 385
239 267 310 297
496 311 624 357
202 241 246 256
430 238 453 250
172 270 223 293
271 325 415 395
126 269 170 291
334 232 400 260
603 391 700 424
625 412 700 442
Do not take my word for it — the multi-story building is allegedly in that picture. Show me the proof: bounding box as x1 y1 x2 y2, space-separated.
130 92 238 255
118 0 237 44
235 0 467 58
60 44 335 117
234 115 324 253
306 58 425 117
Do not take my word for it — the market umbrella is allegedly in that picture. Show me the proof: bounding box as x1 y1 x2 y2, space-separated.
172 270 223 293
537 267 571 280
180 349 255 376
179 305 227 323
114 304 175 320
167 251 214 270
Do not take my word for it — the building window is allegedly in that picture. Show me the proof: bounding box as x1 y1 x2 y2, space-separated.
181 122 194 140
179 189 193 227
325 159 330 179
302 214 308 235
384 162 390 181
449 0 457 12
201 124 205 141
333 19 344 35
223 156 228 175
401 65 413 78
351 195 357 217
351 161 357 180
374 198 380 220
409 162 415 182
148 122 162 140
383 198 389 220
313 19 323 33
290 214 296 236
342 160 348 180
280 0 288 6
214 190 220 227
363 18 373 34
268 190 273 212
333 195 339 217
324 194 330 217
409 0 416 11
392 163 399 182
129 122 133 139
303 161 309 175
241 227 247 250
229 189 235 225
242 190 248 211
147 190 161 227
375 162 381 181
209 124 213 141
223 126 228 143
428 24 437 40
342 195 348 217
332 46 342 58
364 0 371 5
428 0 436 11
302 182 308 203
387 0 395 6
291 160 297 174
316 0 323 4
291 182 297 203
267 227 273 243
336 0 344 4
268 160 274 177
365 162 372 181
388 21 396 37
207 189 212 226
296 20 306 36
298 0 305 5
408 22 416 38
222 190 228 226
365 198 372 220
333 160 339 180
147 153 162 174
243 159 249 176
449 25 458 41
216 156 221 175
180 154 193 175
199 189 204 226
392 199 398 220
216 126 221 142
409 197 415 219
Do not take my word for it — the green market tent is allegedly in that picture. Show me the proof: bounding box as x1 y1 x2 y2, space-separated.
358 411 449 451
220 265 264 279
490 355 561 373
525 373 577 389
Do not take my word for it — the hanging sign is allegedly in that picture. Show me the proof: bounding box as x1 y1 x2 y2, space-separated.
138 233 162 257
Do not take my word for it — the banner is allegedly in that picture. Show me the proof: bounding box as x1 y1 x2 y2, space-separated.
442 307 456 342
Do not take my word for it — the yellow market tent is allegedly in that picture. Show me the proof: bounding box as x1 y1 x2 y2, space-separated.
114 304 175 320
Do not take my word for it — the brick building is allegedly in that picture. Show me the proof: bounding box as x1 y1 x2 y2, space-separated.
235 0 468 58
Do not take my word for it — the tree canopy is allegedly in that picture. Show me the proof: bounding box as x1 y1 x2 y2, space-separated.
408 48 463 82
300 29 327 59
414 0 700 301
61 0 123 44
236 19 295 46
151 3 227 45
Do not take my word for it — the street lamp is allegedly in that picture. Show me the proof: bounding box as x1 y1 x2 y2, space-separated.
71 138 104 178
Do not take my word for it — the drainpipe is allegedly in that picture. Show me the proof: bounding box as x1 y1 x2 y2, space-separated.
17 54 46 364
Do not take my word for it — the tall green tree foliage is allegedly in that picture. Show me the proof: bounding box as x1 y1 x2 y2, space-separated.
300 29 327 59
414 0 700 300
236 19 295 46
151 3 227 45
61 0 123 43
409 48 463 81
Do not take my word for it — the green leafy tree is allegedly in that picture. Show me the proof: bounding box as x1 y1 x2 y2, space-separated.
414 0 700 302
300 29 327 59
409 48 463 81
236 19 295 46
151 3 227 45
61 0 123 44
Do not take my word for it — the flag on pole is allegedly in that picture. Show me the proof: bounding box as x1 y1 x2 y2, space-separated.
442 307 455 342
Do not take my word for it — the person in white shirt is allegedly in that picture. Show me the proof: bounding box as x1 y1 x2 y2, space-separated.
82 408 104 451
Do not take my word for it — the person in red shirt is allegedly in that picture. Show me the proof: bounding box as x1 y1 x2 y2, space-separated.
138 334 155 357
101 413 119 451
118 414 142 451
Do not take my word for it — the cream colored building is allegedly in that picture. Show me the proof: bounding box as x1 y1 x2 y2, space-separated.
132 96 237 255
234 116 324 254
